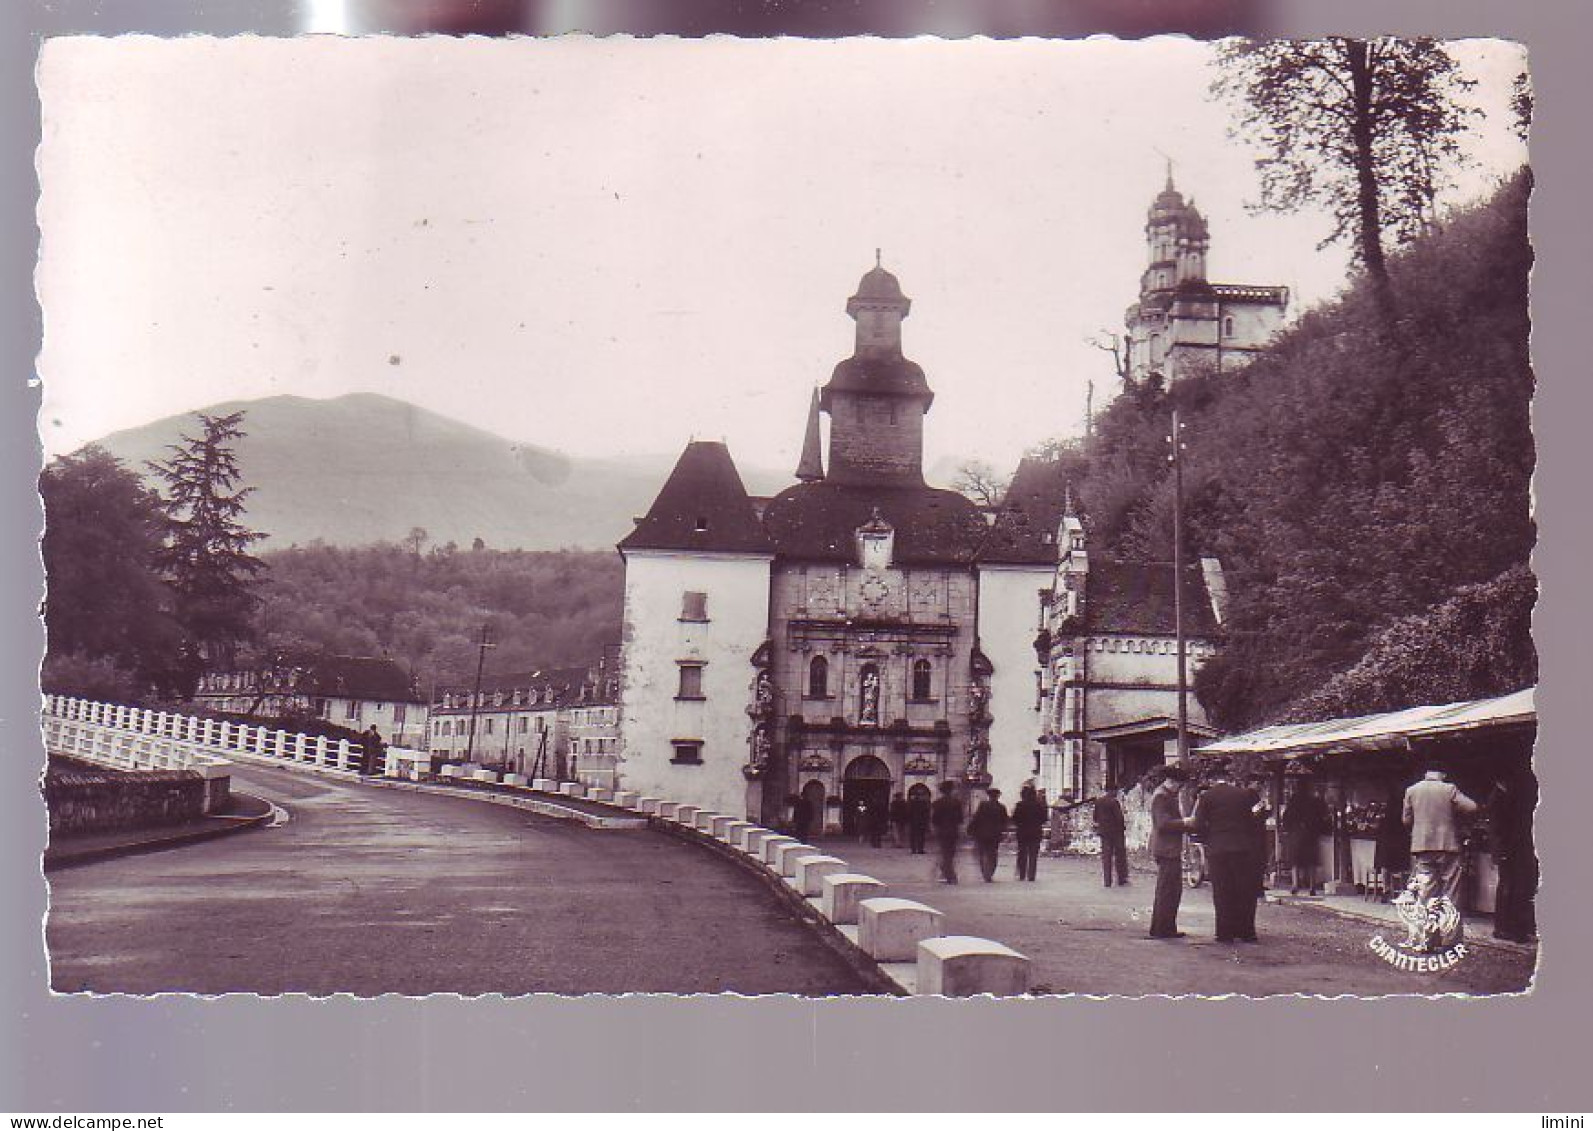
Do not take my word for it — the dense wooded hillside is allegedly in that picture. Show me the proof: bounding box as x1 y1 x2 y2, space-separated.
248 544 624 692
1073 171 1535 729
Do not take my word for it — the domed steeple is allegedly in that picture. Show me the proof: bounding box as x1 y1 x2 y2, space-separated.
1143 173 1210 293
816 255 934 486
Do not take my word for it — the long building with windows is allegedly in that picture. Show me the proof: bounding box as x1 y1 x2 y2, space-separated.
427 650 621 787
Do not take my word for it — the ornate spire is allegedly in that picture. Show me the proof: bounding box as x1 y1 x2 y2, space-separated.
795 387 824 482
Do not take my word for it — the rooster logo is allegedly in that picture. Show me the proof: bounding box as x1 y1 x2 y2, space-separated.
1392 873 1463 952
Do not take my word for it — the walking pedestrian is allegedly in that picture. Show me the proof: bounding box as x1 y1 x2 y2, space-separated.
1402 762 1478 948
968 787 1010 882
867 795 890 848
889 791 910 849
1190 761 1262 943
360 725 385 776
1011 784 1047 881
1281 777 1330 895
1094 784 1130 887
907 789 931 855
930 780 964 884
1148 766 1191 938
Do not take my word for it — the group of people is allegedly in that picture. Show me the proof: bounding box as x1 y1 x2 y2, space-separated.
784 755 1535 951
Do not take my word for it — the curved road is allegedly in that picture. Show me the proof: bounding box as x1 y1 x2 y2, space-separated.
46 764 867 996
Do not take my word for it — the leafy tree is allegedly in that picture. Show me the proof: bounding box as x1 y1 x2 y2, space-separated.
39 446 185 695
148 411 266 670
1212 38 1477 312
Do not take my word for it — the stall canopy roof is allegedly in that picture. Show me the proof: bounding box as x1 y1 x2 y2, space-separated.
1197 687 1536 760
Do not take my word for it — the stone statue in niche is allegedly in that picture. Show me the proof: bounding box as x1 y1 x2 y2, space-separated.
859 666 881 725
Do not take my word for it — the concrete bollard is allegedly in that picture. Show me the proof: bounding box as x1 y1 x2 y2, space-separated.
673 804 700 826
693 810 719 832
721 820 754 846
532 778 558 793
472 769 500 783
773 841 819 877
638 797 661 815
820 873 887 925
858 898 947 962
558 782 587 798
657 801 681 820
588 787 613 803
710 815 739 839
502 773 528 787
916 936 1032 997
741 828 778 855
758 834 798 865
613 790 640 808
440 765 462 779
792 854 848 897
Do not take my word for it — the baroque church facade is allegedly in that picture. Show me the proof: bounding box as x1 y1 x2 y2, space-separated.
618 262 1052 829
617 181 1247 827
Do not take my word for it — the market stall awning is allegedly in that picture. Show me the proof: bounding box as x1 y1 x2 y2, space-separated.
1195 687 1536 760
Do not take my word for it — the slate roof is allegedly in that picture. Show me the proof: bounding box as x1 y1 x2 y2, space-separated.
1085 559 1219 637
304 656 418 702
760 479 987 566
435 665 601 709
821 353 934 405
979 457 1071 565
618 441 773 555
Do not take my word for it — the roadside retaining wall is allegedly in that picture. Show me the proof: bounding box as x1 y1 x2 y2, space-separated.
43 764 228 835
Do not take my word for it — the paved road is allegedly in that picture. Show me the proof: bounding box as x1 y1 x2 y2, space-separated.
814 836 1537 996
46 766 867 996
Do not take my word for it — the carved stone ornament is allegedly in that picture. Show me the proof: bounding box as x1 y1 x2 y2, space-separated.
903 754 938 776
798 752 834 772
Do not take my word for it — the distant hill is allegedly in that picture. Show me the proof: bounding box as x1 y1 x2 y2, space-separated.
85 393 789 551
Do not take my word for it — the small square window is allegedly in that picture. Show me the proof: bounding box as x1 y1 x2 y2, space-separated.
681 590 709 621
676 663 705 700
671 740 704 765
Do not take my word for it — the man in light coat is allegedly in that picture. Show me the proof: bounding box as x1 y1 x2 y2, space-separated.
1402 763 1479 913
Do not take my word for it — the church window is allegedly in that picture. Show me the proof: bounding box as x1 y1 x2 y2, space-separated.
888 402 899 425
680 591 709 622
676 663 705 700
808 655 829 699
1223 315 1236 338
693 515 709 532
911 659 933 702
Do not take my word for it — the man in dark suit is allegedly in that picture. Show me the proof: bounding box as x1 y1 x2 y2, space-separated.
930 780 965 884
1148 766 1191 938
1093 785 1130 887
1191 761 1263 943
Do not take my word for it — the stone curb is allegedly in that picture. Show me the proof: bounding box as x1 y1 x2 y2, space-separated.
42 792 275 872
647 816 908 997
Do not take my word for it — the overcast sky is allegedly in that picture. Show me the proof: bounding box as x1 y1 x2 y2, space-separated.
36 36 1526 479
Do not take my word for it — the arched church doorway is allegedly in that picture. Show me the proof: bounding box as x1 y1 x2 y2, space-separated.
800 779 827 833
842 753 893 837
906 781 932 805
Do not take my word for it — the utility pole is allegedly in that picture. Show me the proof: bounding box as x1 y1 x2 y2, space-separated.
462 623 495 766
1169 407 1189 765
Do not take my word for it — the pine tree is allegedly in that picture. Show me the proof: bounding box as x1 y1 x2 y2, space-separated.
149 411 266 670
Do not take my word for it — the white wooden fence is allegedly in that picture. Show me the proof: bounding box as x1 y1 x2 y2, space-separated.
42 694 369 777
